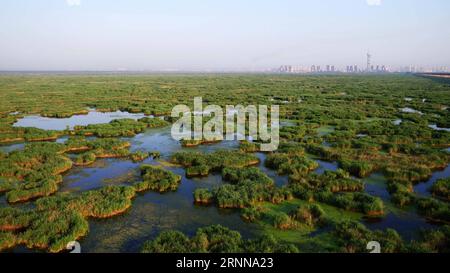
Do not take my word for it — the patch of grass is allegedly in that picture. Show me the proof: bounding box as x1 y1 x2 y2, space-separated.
134 165 181 193
171 150 259 177
141 225 299 253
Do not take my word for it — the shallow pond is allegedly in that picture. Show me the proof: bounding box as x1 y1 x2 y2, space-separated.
0 143 24 153
393 119 402 126
414 164 450 197
13 110 148 131
400 107 423 115
428 124 450 132
314 159 338 174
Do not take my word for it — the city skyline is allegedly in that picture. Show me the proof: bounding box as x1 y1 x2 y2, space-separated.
0 0 449 71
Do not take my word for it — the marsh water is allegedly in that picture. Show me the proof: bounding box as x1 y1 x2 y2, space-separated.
2 113 449 251
13 110 148 130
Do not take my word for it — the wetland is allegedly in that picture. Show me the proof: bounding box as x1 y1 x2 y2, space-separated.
0 74 449 253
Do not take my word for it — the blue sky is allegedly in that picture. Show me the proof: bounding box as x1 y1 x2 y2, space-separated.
0 0 449 70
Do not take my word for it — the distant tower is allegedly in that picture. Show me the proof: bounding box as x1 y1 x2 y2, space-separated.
366 51 372 72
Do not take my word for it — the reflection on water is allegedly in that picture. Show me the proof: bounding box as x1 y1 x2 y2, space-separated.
364 173 390 200
314 159 338 175
393 119 402 126
400 107 423 115
364 211 434 241
60 159 141 192
0 143 24 153
280 120 297 127
13 110 148 130
429 124 450 132
255 153 288 187
0 136 68 154
414 164 450 197
361 173 436 239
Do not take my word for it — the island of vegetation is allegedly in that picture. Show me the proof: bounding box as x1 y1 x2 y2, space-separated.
134 164 182 193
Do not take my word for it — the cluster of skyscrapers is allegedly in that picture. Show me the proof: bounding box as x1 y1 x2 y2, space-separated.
276 52 449 74
277 52 389 74
277 64 388 74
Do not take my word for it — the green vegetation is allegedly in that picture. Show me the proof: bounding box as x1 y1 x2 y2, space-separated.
194 167 293 209
430 178 450 201
284 169 383 216
141 225 298 253
417 197 450 223
0 74 449 253
241 206 263 222
181 138 222 147
74 152 96 166
408 226 450 253
290 204 325 227
73 117 168 138
193 188 214 204
134 165 182 193
130 150 150 162
0 185 136 252
239 140 261 153
332 220 404 253
264 143 319 181
171 150 259 177
316 192 384 216
0 138 132 203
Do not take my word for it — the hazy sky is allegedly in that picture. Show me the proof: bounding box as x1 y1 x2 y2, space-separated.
0 0 449 71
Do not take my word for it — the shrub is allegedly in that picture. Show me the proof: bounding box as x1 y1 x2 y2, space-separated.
74 152 96 166
430 178 450 201
171 150 259 177
265 153 318 178
239 140 260 152
192 225 243 253
417 197 450 223
291 204 325 226
135 165 182 193
6 175 62 203
141 230 191 253
130 150 150 162
193 188 214 204
0 232 17 251
407 226 450 253
140 225 297 253
273 213 295 230
244 234 299 253
241 207 262 222
333 220 403 253
339 159 374 178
